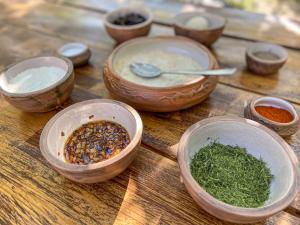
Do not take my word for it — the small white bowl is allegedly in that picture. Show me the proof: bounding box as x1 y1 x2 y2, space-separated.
40 99 143 183
177 116 299 223
0 56 74 112
174 12 226 46
57 42 91 67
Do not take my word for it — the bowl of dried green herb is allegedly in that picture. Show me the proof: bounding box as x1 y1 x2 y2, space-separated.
177 116 299 223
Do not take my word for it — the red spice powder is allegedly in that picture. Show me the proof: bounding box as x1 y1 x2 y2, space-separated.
255 105 294 123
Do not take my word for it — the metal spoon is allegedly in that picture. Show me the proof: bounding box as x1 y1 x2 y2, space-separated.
130 62 237 78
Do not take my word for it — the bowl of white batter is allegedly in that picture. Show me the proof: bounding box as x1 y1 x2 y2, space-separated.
0 55 74 112
103 36 218 112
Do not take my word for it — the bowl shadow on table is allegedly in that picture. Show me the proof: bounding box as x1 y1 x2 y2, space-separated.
51 171 131 225
73 172 131 224
238 68 280 90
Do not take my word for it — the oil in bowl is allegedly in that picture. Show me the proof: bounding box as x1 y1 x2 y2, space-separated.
40 99 143 183
64 120 130 165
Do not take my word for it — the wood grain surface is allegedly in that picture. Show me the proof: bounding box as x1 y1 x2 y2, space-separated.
59 0 300 49
1 0 300 224
2 1 300 105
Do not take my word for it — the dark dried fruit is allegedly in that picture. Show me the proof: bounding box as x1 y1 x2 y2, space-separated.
113 13 146 26
64 120 130 165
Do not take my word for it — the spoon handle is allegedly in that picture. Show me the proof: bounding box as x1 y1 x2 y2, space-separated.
162 68 237 76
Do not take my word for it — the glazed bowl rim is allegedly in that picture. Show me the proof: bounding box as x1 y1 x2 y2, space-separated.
250 96 299 126
39 99 143 173
107 36 216 91
57 42 89 58
246 42 288 65
104 7 153 30
177 115 299 218
173 12 226 31
0 55 73 97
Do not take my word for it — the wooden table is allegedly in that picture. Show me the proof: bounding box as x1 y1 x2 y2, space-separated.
1 0 300 224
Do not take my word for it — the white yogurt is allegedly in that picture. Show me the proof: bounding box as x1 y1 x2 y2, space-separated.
185 16 209 29
0 66 65 93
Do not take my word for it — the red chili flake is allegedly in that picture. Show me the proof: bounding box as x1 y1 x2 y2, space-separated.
64 120 130 165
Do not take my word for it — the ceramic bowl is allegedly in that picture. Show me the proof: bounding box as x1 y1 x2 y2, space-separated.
246 42 288 75
177 116 299 223
0 56 74 112
103 36 218 112
104 7 153 43
57 42 91 67
174 12 226 46
40 99 143 183
244 96 299 137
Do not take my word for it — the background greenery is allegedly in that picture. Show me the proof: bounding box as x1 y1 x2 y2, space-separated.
179 0 300 19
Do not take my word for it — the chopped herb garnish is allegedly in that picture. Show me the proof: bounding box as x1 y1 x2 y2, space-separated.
190 142 273 208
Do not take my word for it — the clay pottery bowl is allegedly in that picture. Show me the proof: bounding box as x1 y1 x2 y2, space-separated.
103 36 218 112
0 56 74 112
244 96 299 137
246 42 288 75
57 42 91 67
104 7 153 43
174 12 226 46
40 99 143 183
177 116 299 224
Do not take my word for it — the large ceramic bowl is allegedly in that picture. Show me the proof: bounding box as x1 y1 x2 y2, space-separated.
103 36 218 112
177 116 299 223
40 99 143 183
0 56 74 112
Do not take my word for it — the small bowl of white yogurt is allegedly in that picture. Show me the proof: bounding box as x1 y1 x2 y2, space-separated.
0 55 74 112
174 12 226 46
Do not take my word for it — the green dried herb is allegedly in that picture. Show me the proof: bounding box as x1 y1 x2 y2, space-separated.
190 142 273 208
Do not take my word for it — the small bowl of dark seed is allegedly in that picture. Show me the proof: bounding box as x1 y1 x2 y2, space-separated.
104 7 153 43
40 99 143 183
246 42 288 75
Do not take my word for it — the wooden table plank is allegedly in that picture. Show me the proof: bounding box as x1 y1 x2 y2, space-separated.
1 1 300 223
59 0 300 50
0 84 298 225
2 129 300 225
1 22 300 159
1 22 300 217
2 1 300 106
213 38 300 105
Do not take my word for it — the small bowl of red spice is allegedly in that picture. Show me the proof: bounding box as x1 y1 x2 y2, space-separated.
244 96 299 136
